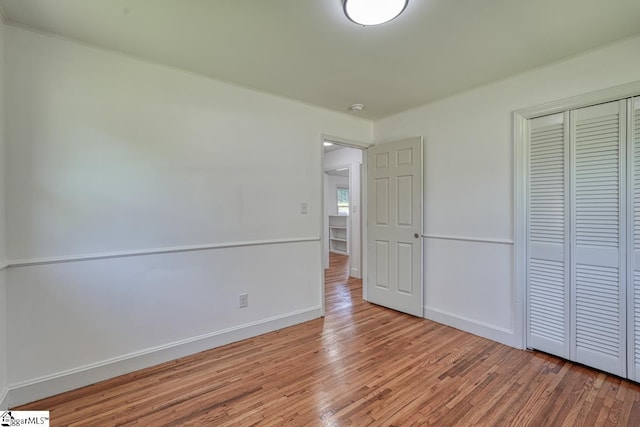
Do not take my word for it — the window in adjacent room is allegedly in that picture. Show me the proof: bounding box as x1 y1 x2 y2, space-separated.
337 187 349 215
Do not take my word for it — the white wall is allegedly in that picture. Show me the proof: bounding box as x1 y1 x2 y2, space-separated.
0 268 6 410
4 26 372 405
324 147 363 277
0 21 8 411
375 34 640 347
324 146 363 169
325 175 349 216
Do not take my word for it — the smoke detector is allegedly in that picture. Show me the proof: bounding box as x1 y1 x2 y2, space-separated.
349 103 365 112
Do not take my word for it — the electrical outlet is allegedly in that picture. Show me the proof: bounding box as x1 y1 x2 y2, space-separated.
239 293 248 308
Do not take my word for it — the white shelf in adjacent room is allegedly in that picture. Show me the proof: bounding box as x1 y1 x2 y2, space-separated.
328 215 349 255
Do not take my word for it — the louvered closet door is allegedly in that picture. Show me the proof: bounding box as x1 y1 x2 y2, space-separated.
630 98 640 381
571 101 627 377
527 113 570 358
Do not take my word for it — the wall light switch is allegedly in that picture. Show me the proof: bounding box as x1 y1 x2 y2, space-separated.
300 202 308 214
239 293 248 308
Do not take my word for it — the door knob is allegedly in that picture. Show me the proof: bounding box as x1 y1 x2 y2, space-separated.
414 233 420 239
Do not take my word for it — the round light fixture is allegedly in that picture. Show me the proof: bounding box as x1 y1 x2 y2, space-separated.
344 0 408 26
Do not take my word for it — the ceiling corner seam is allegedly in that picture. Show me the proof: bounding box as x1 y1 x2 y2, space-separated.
0 5 7 25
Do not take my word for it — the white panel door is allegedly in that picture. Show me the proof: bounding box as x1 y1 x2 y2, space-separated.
526 112 570 358
629 97 640 381
367 137 423 317
571 100 626 377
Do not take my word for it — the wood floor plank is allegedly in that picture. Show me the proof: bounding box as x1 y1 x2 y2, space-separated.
14 253 640 426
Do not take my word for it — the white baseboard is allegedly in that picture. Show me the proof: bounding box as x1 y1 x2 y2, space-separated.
424 306 518 348
349 267 360 279
0 387 8 410
8 307 321 407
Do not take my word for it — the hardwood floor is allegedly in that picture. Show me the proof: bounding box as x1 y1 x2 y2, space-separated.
16 252 640 426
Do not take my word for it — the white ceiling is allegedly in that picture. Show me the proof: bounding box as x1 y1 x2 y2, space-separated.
323 144 343 154
1 0 640 120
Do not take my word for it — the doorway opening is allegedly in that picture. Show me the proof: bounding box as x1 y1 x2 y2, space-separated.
320 135 424 318
321 136 368 316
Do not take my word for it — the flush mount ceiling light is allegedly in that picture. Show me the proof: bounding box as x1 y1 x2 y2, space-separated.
343 0 408 26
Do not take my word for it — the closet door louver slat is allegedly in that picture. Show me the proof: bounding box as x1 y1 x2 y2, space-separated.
527 113 569 358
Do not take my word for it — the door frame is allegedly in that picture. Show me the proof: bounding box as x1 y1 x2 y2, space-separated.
320 134 371 316
514 80 640 350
